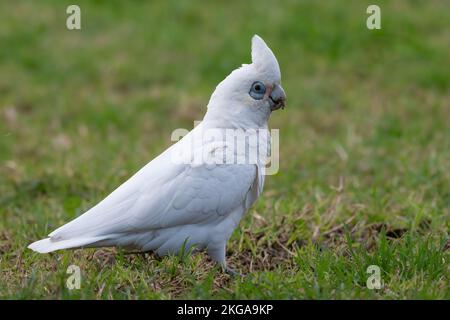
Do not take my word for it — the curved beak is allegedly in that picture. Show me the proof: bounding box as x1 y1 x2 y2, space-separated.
269 84 286 111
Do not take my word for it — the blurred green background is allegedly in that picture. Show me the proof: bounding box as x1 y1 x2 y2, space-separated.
0 0 448 299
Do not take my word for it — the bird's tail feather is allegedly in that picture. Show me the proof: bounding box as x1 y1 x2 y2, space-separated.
28 236 110 253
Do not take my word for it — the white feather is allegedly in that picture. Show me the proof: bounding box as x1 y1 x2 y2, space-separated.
29 35 283 269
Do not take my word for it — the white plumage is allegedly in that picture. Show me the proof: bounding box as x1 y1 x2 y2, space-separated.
29 35 286 273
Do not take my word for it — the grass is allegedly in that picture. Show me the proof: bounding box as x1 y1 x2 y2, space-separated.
0 0 449 299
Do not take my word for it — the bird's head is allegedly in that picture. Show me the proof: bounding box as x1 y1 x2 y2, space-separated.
204 35 286 128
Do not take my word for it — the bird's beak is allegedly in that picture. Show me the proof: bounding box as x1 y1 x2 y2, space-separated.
269 84 286 111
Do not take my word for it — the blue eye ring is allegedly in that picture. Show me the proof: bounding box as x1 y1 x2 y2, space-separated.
249 81 266 100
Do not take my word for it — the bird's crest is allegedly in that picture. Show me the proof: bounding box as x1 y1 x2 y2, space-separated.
251 35 281 82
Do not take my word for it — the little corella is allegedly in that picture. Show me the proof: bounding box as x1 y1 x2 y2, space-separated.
29 35 286 274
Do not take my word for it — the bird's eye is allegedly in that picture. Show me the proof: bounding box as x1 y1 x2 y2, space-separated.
249 81 266 100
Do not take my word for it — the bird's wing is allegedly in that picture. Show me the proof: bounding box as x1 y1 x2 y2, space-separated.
128 162 256 230
48 128 257 241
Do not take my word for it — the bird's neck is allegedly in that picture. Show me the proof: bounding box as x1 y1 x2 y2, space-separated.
203 104 270 130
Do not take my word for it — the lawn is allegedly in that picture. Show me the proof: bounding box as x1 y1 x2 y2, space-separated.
0 0 449 299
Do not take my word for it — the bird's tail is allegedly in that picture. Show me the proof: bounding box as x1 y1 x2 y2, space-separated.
28 236 109 253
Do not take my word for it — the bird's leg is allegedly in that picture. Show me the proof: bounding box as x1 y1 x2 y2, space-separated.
207 244 242 277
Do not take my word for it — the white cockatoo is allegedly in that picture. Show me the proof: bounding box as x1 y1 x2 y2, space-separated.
29 35 286 273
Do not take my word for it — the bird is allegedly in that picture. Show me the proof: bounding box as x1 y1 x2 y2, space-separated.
28 35 286 274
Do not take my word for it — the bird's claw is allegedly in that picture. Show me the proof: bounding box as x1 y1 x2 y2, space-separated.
223 266 244 277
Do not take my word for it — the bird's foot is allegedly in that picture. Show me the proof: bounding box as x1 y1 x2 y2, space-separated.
222 266 244 277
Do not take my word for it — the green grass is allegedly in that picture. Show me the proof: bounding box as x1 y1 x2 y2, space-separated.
0 0 449 299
